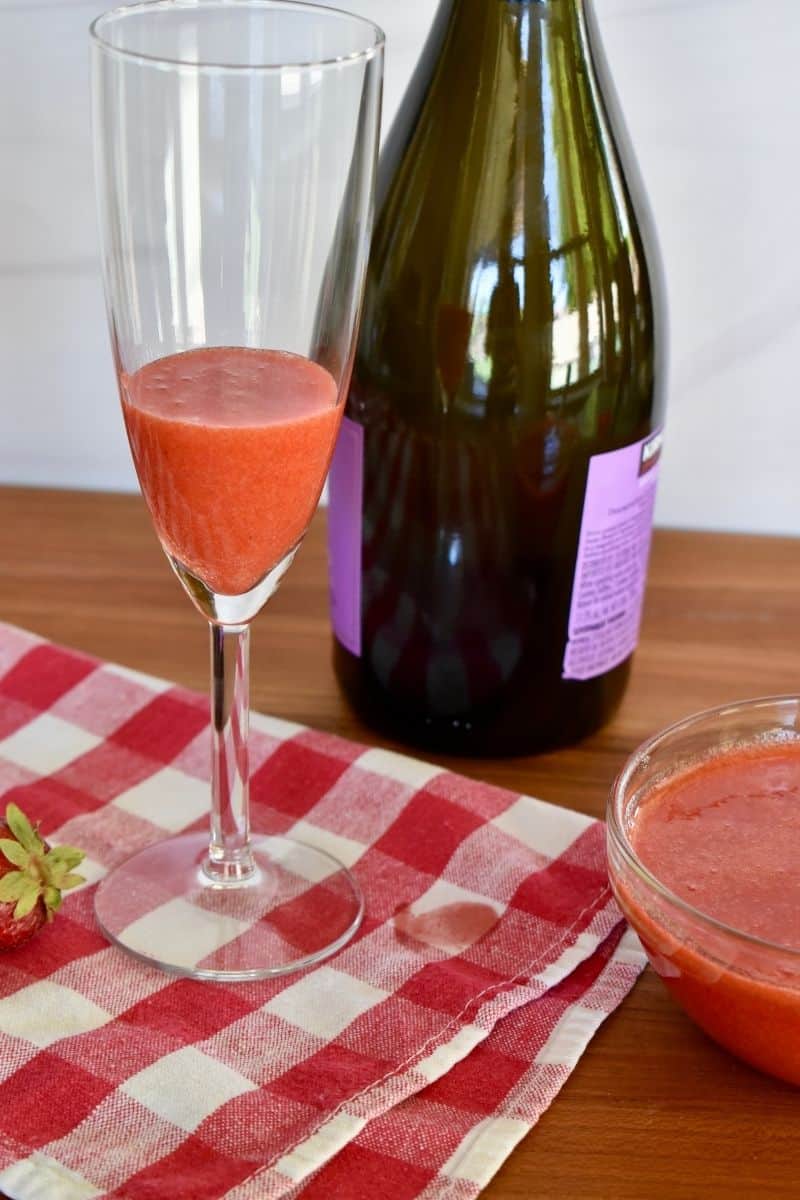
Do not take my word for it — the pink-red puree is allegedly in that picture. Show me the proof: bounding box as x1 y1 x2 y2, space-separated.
122 347 339 595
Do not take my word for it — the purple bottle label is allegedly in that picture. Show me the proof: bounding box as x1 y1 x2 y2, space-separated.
562 429 663 682
327 415 364 657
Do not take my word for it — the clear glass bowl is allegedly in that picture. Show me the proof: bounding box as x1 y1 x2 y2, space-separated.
607 697 800 1085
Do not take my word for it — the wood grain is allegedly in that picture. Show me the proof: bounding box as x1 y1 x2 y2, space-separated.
1 484 799 1197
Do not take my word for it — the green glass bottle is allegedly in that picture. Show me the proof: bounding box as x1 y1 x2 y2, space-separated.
327 0 666 755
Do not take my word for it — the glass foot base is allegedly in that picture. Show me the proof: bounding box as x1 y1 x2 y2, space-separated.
94 832 364 981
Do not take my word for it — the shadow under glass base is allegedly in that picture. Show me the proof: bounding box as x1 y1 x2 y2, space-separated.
94 832 364 981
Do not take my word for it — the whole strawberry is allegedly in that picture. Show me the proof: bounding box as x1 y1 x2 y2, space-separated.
0 803 85 950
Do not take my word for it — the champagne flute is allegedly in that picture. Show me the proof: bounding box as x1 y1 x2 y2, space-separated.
90 0 383 981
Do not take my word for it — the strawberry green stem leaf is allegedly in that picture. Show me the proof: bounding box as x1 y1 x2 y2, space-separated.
5 804 41 855
0 839 29 869
13 881 41 920
60 873 86 891
0 872 28 903
45 847 85 872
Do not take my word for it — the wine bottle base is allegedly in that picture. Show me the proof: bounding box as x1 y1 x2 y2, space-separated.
333 643 631 758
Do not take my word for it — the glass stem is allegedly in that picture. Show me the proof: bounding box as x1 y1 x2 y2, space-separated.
205 623 256 883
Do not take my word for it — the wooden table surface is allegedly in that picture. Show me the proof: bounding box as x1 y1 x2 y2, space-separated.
2 484 799 1198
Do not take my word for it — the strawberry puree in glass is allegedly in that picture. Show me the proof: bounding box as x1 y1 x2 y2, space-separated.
625 742 800 1083
631 745 800 949
121 347 340 595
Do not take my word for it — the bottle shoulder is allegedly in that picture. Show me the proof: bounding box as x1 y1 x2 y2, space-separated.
354 0 665 447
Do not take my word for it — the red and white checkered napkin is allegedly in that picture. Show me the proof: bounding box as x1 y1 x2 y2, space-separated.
0 621 645 1200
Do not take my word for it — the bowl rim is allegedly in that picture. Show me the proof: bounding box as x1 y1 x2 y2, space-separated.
607 693 800 962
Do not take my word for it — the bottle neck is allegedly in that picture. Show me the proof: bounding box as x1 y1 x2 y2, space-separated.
435 0 588 74
378 0 592 207
433 0 586 54
443 0 586 14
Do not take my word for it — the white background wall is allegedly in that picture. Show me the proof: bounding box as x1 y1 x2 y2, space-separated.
2 0 799 535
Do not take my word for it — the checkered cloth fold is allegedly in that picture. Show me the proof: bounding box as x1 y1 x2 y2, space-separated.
0 622 644 1200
